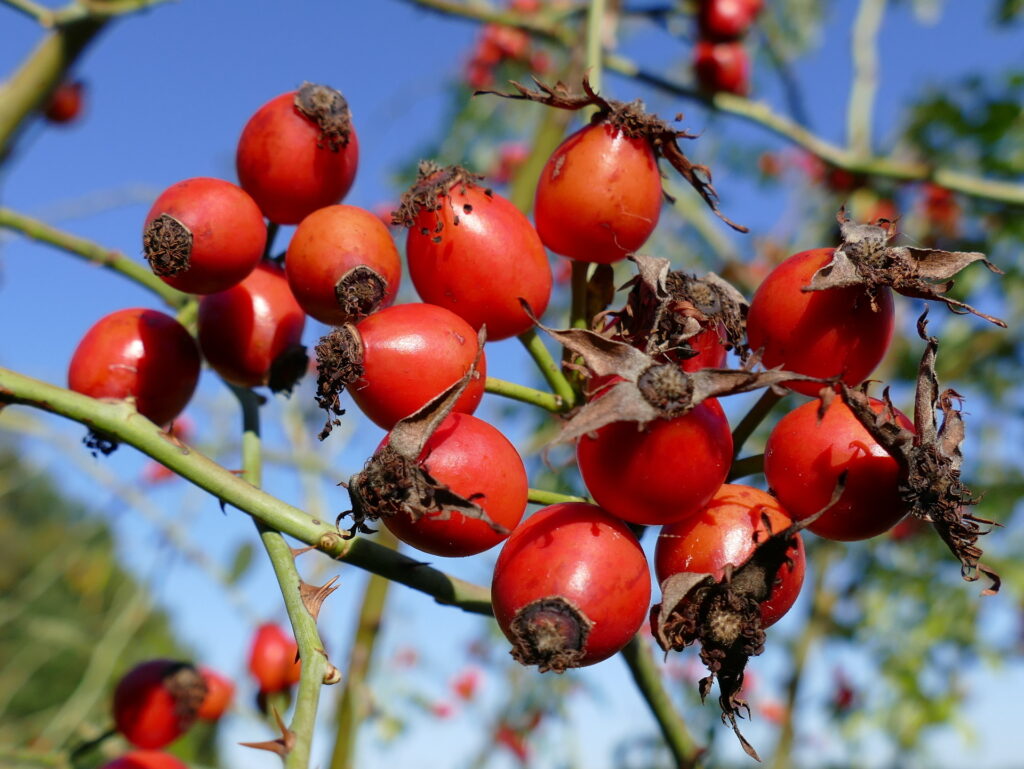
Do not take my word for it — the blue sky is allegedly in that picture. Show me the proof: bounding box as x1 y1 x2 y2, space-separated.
1 2 1022 768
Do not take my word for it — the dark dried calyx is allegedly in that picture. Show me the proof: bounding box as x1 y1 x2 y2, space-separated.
481 76 746 232
804 209 1006 327
143 214 192 277
832 310 1001 594
391 161 487 237
508 597 593 673
267 344 308 396
335 265 388 321
314 325 364 440
162 661 208 724
295 82 353 152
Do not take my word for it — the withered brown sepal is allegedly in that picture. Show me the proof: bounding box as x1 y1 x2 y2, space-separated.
804 209 1005 327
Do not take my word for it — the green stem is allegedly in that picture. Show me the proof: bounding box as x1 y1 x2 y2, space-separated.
0 367 492 615
847 0 887 156
527 488 589 506
328 532 395 769
0 17 106 158
569 260 590 330
620 635 703 769
397 0 571 45
66 726 116 762
731 389 783 457
517 329 576 410
585 0 605 94
2 0 54 25
485 376 565 413
0 207 190 310
727 453 764 482
231 385 330 769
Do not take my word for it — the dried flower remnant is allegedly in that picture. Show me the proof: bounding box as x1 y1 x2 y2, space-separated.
804 209 1006 327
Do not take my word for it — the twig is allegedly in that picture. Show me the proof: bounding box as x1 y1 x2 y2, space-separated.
570 261 590 330
485 376 565 413
847 0 887 156
517 329 578 410
2 0 54 25
0 367 493 616
620 635 703 769
232 385 331 769
730 389 783 457
727 453 764 482
0 207 190 310
527 488 590 506
585 0 606 95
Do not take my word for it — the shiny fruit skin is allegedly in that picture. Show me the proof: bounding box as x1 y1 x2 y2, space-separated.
68 309 200 427
248 623 301 694
44 80 84 123
236 91 359 224
492 502 651 667
679 323 729 372
698 0 762 41
576 398 733 526
143 177 266 294
100 752 189 769
112 660 205 750
655 484 805 627
196 667 234 721
535 123 663 264
693 41 750 96
351 303 486 430
198 262 305 388
406 183 551 340
764 396 913 541
286 204 401 324
746 248 895 397
382 413 528 556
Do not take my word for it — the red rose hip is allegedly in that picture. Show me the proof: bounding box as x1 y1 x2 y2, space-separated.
112 660 206 749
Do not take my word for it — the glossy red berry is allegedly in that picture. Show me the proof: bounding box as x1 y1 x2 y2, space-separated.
382 413 528 557
764 396 913 541
198 262 307 391
236 84 359 224
285 204 401 325
143 177 266 295
746 248 895 396
698 0 762 41
112 660 206 750
348 303 487 430
577 399 733 526
100 752 189 769
44 80 85 124
248 623 301 694
195 667 234 721
492 502 651 670
404 173 551 340
68 309 200 427
693 41 750 96
535 123 663 264
655 484 805 627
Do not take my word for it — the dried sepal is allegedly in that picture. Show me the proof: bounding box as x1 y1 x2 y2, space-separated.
608 254 749 361
650 477 847 761
836 310 1000 594
391 161 486 230
341 330 503 538
239 706 296 757
480 76 747 232
294 82 353 152
314 324 364 440
804 209 1006 327
299 575 340 623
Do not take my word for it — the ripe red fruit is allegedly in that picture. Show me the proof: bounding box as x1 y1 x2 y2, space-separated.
68 309 200 427
655 484 806 627
746 248 895 396
382 413 528 557
698 0 763 41
248 623 301 694
679 323 729 372
143 177 266 295
100 752 189 769
576 399 733 526
349 303 487 430
198 262 306 391
195 667 234 721
404 173 552 340
285 204 401 325
764 396 913 540
694 41 750 96
44 80 85 124
534 123 663 264
112 660 206 750
491 502 651 670
236 85 359 224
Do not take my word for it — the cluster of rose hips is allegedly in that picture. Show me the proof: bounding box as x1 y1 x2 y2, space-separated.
692 0 763 96
95 623 298 767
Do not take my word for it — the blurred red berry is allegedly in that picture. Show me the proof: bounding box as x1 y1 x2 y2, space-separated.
44 80 85 124
196 667 234 721
248 623 301 694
